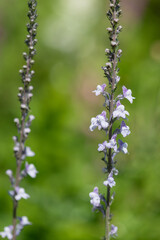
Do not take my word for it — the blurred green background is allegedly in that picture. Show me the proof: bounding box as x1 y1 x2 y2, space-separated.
0 0 160 239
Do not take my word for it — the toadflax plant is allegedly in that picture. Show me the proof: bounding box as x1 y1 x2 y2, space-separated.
89 0 135 239
0 1 38 239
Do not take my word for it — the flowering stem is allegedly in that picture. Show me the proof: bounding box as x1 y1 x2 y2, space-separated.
89 0 134 239
105 2 118 238
11 1 38 239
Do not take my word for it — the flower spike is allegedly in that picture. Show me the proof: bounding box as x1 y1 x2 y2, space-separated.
0 1 38 239
89 1 134 239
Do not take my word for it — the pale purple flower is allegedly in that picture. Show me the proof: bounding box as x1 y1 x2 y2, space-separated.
118 139 128 154
89 111 109 131
92 84 106 96
25 147 35 157
103 175 116 188
98 135 117 152
6 170 13 178
25 162 38 178
112 167 119 176
122 86 135 103
0 226 13 239
106 62 112 68
14 118 19 125
89 117 98 131
113 101 129 119
98 111 109 130
20 216 31 226
16 216 31 235
109 224 118 237
16 225 22 236
15 187 30 201
105 134 117 152
115 76 120 83
89 187 101 207
120 121 130 137
29 115 35 121
98 141 107 152
24 128 31 137
24 128 31 134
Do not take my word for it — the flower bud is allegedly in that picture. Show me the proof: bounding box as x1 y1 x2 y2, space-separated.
18 87 23 92
117 25 122 32
106 27 112 32
105 48 110 54
29 46 34 50
28 93 33 98
111 41 117 47
30 60 35 65
114 18 119 23
14 118 19 124
29 115 35 121
106 62 112 68
31 70 35 75
25 77 31 83
6 169 13 177
23 65 27 70
21 104 28 110
118 49 122 55
29 86 33 91
110 3 114 8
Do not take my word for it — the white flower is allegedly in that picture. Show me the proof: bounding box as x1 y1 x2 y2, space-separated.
112 168 119 176
16 216 31 236
24 128 31 134
25 162 38 178
89 117 98 131
120 121 131 137
105 134 117 152
115 76 120 83
103 175 116 188
6 170 13 178
109 224 118 237
98 141 107 152
20 216 31 226
106 62 112 68
113 101 129 119
89 111 109 132
89 187 101 207
118 139 128 154
29 115 35 121
26 147 35 157
92 84 106 96
0 226 13 239
15 187 30 201
122 86 135 103
98 135 117 153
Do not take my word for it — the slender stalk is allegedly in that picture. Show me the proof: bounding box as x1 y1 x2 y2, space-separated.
11 1 38 239
105 1 120 239
90 0 134 239
89 0 134 239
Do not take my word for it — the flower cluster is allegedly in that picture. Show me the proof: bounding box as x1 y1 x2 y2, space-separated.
0 1 38 239
89 0 134 239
